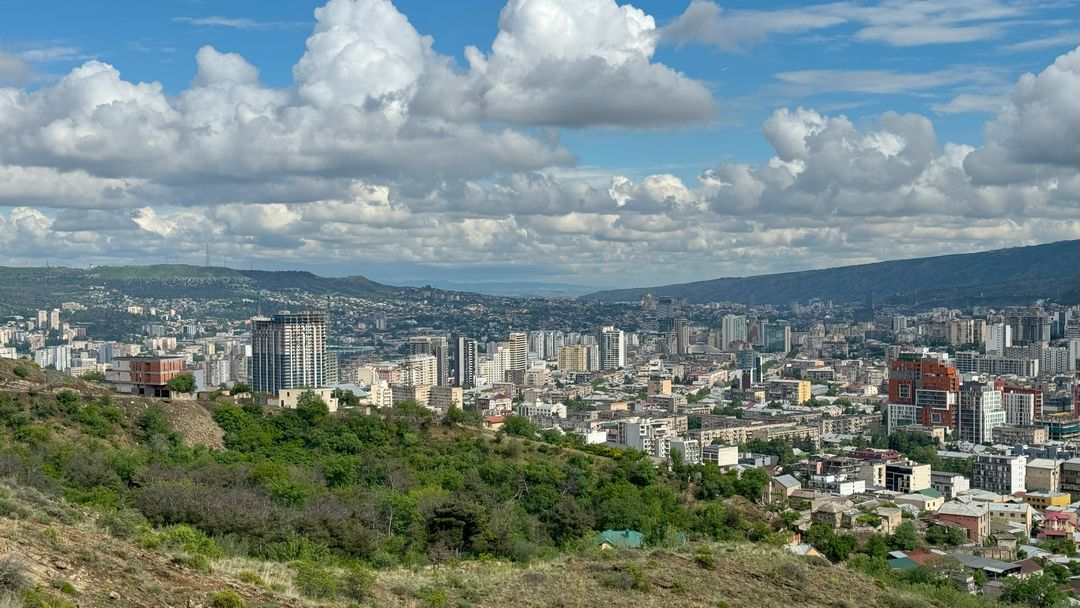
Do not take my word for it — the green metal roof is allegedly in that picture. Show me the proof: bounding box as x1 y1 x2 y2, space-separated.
888 557 918 570
595 530 644 548
918 488 944 499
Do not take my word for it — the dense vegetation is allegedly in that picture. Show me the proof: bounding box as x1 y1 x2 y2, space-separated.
0 390 777 573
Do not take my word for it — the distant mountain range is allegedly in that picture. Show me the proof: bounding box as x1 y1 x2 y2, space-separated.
0 265 399 313
581 240 1080 307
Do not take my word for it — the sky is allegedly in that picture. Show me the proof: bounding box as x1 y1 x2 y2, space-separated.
0 0 1077 288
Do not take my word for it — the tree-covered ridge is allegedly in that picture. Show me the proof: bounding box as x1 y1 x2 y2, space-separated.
0 389 771 571
582 239 1079 307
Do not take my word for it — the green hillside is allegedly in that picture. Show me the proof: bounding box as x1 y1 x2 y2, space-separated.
582 240 1080 307
0 264 398 313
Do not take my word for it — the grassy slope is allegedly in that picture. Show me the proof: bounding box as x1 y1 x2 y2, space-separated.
0 482 972 608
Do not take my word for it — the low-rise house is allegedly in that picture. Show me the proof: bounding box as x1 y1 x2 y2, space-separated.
1037 511 1077 541
989 502 1034 533
812 499 852 529
876 507 904 535
894 491 944 513
767 474 802 503
936 502 991 543
931 471 970 500
1020 491 1071 510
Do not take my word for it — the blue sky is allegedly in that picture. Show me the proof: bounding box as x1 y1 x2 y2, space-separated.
0 0 1077 287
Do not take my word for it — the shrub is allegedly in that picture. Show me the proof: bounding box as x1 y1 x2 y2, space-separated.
340 565 375 601
208 590 245 608
292 561 337 599
238 571 265 586
694 550 717 570
0 556 30 592
779 561 808 588
97 508 149 539
50 580 77 595
12 366 30 379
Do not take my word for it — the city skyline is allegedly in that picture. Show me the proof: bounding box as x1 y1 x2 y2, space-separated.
0 0 1077 287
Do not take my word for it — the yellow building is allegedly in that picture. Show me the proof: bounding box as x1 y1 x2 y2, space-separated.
557 345 589 373
1021 491 1072 510
647 375 672 397
767 378 812 405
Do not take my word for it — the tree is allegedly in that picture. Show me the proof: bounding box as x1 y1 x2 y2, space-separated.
888 521 921 551
501 415 537 439
1040 536 1077 557
81 370 106 382
229 382 252 396
166 373 197 394
862 534 889 559
1000 573 1068 608
295 391 330 424
925 524 967 547
735 467 768 502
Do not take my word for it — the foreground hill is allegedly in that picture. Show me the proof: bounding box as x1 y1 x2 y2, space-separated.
0 366 1006 607
581 240 1079 307
0 264 399 313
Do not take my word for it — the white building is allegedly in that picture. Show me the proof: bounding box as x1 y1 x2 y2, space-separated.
1003 390 1037 426
669 438 702 465
598 326 626 370
956 381 1005 444
516 401 567 419
401 353 438 386
971 454 1026 495
985 323 1012 356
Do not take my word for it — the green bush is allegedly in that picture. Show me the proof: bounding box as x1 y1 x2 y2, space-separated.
97 508 149 539
340 565 376 601
694 550 717 569
238 571 265 586
50 580 77 595
292 561 337 599
12 365 30 379
208 589 245 608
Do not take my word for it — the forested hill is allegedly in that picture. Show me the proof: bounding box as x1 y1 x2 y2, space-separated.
0 264 399 312
581 240 1079 307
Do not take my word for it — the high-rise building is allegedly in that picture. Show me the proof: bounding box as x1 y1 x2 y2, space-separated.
251 311 327 395
48 308 61 331
400 353 438 386
1004 307 1051 345
35 310 47 330
763 323 792 354
972 454 1026 494
598 326 626 370
508 332 528 372
722 315 748 349
1002 385 1042 425
557 345 589 373
956 381 1005 444
409 335 449 386
455 336 477 388
1051 311 1071 340
736 350 762 385
656 296 676 319
886 353 960 433
985 323 1012 356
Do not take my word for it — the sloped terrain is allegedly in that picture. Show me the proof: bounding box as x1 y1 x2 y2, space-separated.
582 239 1080 307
